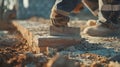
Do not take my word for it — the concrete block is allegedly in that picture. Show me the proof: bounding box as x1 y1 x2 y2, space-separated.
50 26 80 36
36 36 83 49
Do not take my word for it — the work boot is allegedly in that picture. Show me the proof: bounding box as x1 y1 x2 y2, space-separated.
50 9 70 27
83 0 120 36
83 21 120 36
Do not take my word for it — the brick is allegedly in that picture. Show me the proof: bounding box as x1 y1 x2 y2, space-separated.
35 36 83 48
50 26 80 36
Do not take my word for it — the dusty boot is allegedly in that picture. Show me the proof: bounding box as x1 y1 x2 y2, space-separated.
83 0 120 36
50 9 70 27
83 21 120 36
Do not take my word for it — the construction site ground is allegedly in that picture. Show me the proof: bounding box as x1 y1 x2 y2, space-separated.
0 17 120 67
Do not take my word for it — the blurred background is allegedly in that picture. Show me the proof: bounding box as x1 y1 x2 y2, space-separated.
17 0 55 19
0 0 96 20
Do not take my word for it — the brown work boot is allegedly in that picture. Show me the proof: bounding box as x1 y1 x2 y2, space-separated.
83 21 120 36
50 10 69 27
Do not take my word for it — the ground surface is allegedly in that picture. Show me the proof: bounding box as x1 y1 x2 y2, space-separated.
0 17 120 67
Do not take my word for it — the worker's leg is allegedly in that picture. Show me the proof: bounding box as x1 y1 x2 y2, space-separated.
83 0 120 36
50 0 82 27
98 0 120 23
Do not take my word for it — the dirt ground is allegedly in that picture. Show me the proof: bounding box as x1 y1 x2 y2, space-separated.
0 17 120 67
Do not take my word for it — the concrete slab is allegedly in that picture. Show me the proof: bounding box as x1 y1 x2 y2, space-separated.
50 26 80 36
